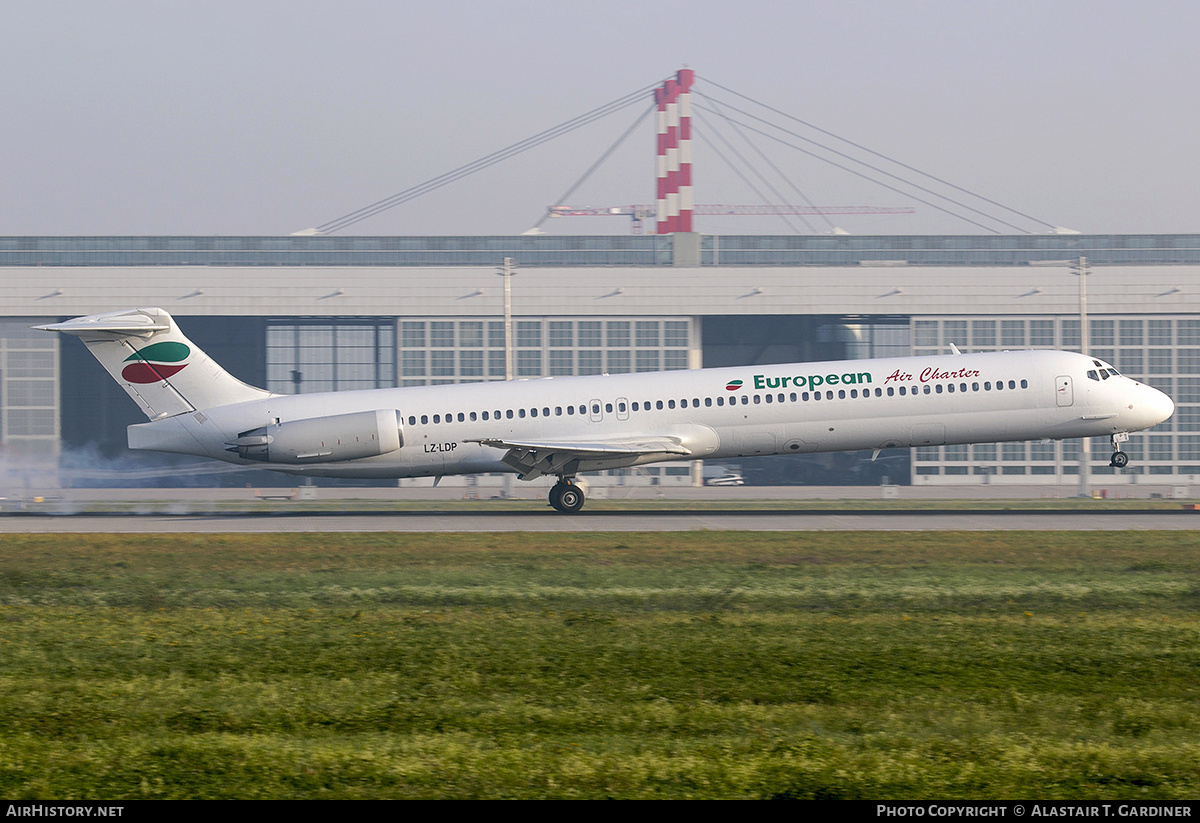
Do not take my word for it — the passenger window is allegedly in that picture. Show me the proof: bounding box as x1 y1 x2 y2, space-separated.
433 414 441 423
605 403 612 413
765 394 773 403
875 388 882 397
469 412 476 421
408 416 416 426
656 400 664 410
680 399 688 408
458 413 465 422
936 384 943 394
1020 380 1028 389
519 409 526 418
741 395 750 405
717 396 724 406
618 402 626 412
705 397 713 407
838 390 845 399
506 410 514 419
555 407 562 416
923 386 931 395
887 387 894 397
668 400 676 409
898 387 906 396
421 415 428 424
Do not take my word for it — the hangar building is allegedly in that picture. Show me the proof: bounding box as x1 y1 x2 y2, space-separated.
2 232 1197 487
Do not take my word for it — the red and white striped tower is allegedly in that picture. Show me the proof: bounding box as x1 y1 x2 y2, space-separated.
655 69 695 234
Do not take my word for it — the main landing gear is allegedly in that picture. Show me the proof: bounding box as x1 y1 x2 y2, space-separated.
549 479 585 514
1110 432 1130 469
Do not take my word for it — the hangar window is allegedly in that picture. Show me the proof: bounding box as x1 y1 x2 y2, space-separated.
267 317 396 394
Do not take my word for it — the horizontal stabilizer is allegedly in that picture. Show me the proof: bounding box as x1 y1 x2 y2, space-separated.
34 310 170 338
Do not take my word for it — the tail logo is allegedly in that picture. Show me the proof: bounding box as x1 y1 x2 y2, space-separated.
122 342 191 384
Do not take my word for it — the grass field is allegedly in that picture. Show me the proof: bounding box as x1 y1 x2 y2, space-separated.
0 531 1197 799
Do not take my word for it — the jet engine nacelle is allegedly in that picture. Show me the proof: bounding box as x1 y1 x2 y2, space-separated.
228 409 403 464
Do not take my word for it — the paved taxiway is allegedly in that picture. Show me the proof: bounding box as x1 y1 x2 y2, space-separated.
2 509 1197 533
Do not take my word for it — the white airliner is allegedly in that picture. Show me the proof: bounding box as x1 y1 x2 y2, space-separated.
40 308 1174 513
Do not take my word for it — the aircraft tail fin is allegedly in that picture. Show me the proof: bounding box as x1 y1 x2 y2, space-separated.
36 308 272 420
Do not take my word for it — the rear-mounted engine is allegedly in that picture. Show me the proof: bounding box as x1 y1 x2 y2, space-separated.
227 409 403 464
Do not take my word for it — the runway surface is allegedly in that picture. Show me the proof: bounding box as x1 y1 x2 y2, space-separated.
2 508 1197 532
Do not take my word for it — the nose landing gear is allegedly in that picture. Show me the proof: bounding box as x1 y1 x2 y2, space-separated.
549 479 585 513
1109 432 1130 468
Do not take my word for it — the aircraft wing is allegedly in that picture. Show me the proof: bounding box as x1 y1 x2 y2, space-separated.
466 435 691 481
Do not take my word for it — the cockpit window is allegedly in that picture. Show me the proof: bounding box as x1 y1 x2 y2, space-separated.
1087 370 1099 381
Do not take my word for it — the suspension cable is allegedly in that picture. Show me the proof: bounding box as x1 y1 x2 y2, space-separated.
314 80 663 234
699 75 1055 231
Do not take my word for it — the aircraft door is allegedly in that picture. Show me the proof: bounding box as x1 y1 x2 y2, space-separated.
616 397 630 421
1055 375 1073 407
589 398 603 423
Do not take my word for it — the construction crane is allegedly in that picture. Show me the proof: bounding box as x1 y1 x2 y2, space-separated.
544 204 915 234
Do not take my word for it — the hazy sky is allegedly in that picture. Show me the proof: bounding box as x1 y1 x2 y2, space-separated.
3 0 1198 236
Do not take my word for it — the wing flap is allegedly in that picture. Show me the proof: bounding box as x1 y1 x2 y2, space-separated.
467 436 690 456
466 435 691 481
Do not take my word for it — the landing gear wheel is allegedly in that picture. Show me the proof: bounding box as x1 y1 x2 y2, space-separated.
549 481 585 514
1110 451 1129 469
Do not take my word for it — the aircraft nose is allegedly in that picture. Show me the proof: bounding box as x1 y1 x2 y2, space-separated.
1153 386 1175 424
1141 384 1174 427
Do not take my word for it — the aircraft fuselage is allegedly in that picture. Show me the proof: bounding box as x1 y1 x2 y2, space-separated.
127 348 1171 480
